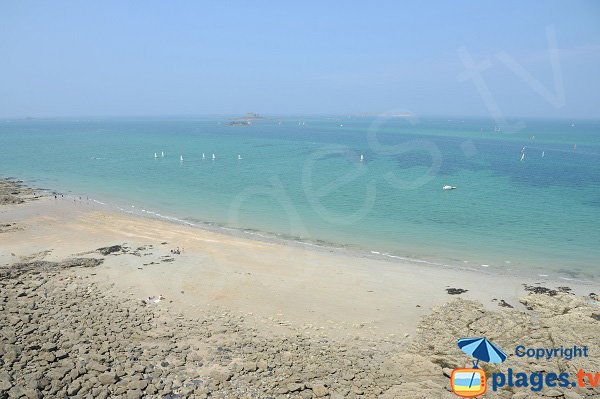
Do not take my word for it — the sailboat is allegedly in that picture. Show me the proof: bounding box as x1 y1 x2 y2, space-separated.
161 151 164 157
212 153 216 160
154 152 157 158
542 151 545 158
180 155 183 162
520 153 525 162
202 153 205 159
360 154 364 162
238 155 242 160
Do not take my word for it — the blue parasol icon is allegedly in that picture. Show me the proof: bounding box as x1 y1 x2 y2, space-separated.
457 337 507 388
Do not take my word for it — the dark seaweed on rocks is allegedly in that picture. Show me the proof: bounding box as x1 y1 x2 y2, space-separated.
557 286 572 293
498 299 514 308
96 245 124 256
522 285 558 296
446 288 468 295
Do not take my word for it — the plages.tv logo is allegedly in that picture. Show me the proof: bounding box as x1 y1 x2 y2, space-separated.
450 337 507 398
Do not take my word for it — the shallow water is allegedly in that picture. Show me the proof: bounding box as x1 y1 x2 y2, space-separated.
1 116 599 280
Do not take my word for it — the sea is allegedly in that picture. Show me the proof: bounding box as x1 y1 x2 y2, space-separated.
1 116 599 282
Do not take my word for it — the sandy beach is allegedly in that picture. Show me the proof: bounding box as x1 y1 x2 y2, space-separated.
1 178 599 399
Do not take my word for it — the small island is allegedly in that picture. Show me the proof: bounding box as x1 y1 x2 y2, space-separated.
226 112 264 126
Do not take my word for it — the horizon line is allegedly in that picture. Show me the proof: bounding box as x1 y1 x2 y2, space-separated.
0 113 596 122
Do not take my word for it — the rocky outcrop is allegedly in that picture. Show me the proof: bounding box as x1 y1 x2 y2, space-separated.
0 178 39 205
411 293 600 399
0 258 103 280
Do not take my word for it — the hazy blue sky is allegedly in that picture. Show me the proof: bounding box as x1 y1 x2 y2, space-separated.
1 1 599 118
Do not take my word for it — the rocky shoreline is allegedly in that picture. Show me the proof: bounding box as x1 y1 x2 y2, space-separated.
1 178 599 399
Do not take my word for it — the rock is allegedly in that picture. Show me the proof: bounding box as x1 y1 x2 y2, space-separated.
146 384 157 395
0 381 11 391
312 384 329 397
244 362 258 372
22 388 42 399
341 371 355 380
98 372 118 385
40 351 56 363
89 362 108 372
127 380 148 390
41 342 57 352
300 389 313 399
210 369 232 383
563 391 583 399
126 389 143 399
7 386 24 398
67 381 81 396
46 367 69 381
287 382 303 392
0 371 12 383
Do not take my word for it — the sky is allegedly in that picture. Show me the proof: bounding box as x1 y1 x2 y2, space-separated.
1 1 599 118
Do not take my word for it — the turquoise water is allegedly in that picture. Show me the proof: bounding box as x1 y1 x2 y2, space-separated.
1 116 599 280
